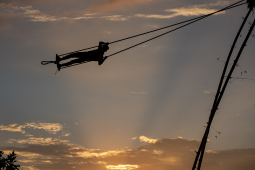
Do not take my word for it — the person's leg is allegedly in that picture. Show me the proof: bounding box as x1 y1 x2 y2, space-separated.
60 52 85 61
57 53 89 70
60 58 84 67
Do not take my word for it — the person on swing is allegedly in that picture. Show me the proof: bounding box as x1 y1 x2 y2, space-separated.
55 41 109 71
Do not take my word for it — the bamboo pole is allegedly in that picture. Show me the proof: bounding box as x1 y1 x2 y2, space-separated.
192 4 253 169
197 15 255 170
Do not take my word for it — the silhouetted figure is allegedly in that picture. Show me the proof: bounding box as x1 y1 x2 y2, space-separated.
55 41 109 70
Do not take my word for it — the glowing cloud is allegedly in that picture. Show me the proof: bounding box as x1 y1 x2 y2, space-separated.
0 3 57 22
135 1 228 19
8 137 69 145
1 137 254 170
0 124 25 133
0 3 130 22
25 123 63 134
106 165 139 170
153 150 163 155
139 136 159 143
101 15 128 21
76 150 126 158
0 122 64 135
135 7 223 19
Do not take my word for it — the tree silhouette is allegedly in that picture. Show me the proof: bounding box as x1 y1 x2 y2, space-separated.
0 151 20 170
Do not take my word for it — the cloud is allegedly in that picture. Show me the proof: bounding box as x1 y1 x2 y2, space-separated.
106 165 139 170
194 0 231 8
135 1 228 19
153 150 163 155
0 3 57 22
25 123 63 134
0 3 130 24
135 7 223 19
62 132 70 137
139 136 159 143
86 0 155 13
203 90 211 93
1 137 255 170
0 0 232 26
0 122 65 136
27 14 57 22
0 124 26 133
101 15 128 21
8 137 69 145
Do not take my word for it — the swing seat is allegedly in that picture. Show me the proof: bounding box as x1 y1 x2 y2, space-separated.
56 54 61 71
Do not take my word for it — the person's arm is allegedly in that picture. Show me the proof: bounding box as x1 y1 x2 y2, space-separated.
98 56 108 65
98 42 104 50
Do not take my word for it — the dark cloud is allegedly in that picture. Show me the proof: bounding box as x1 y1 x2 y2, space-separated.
1 138 255 170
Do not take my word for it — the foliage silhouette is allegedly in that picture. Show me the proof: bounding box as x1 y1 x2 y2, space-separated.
0 151 20 170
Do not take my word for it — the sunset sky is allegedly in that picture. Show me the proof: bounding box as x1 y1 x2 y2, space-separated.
0 0 255 170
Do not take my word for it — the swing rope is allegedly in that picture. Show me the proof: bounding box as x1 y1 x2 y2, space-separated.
106 2 245 58
41 61 55 65
60 1 245 69
58 0 244 57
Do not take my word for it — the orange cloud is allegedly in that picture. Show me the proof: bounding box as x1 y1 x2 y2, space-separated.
106 165 139 170
1 138 255 170
0 122 71 138
0 3 130 23
139 136 159 143
8 137 69 145
135 7 224 19
135 1 228 19
25 123 63 134
86 0 155 13
0 124 26 133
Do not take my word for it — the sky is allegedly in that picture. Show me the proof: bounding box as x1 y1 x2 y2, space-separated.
0 0 255 170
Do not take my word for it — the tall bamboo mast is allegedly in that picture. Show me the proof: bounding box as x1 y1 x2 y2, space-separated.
192 1 255 169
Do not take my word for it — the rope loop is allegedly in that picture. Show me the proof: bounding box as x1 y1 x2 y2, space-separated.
41 61 55 65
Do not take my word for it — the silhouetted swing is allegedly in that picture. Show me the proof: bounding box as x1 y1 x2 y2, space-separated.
41 1 245 72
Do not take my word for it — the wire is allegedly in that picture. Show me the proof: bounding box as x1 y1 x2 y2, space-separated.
58 0 245 57
60 1 246 69
106 3 245 58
